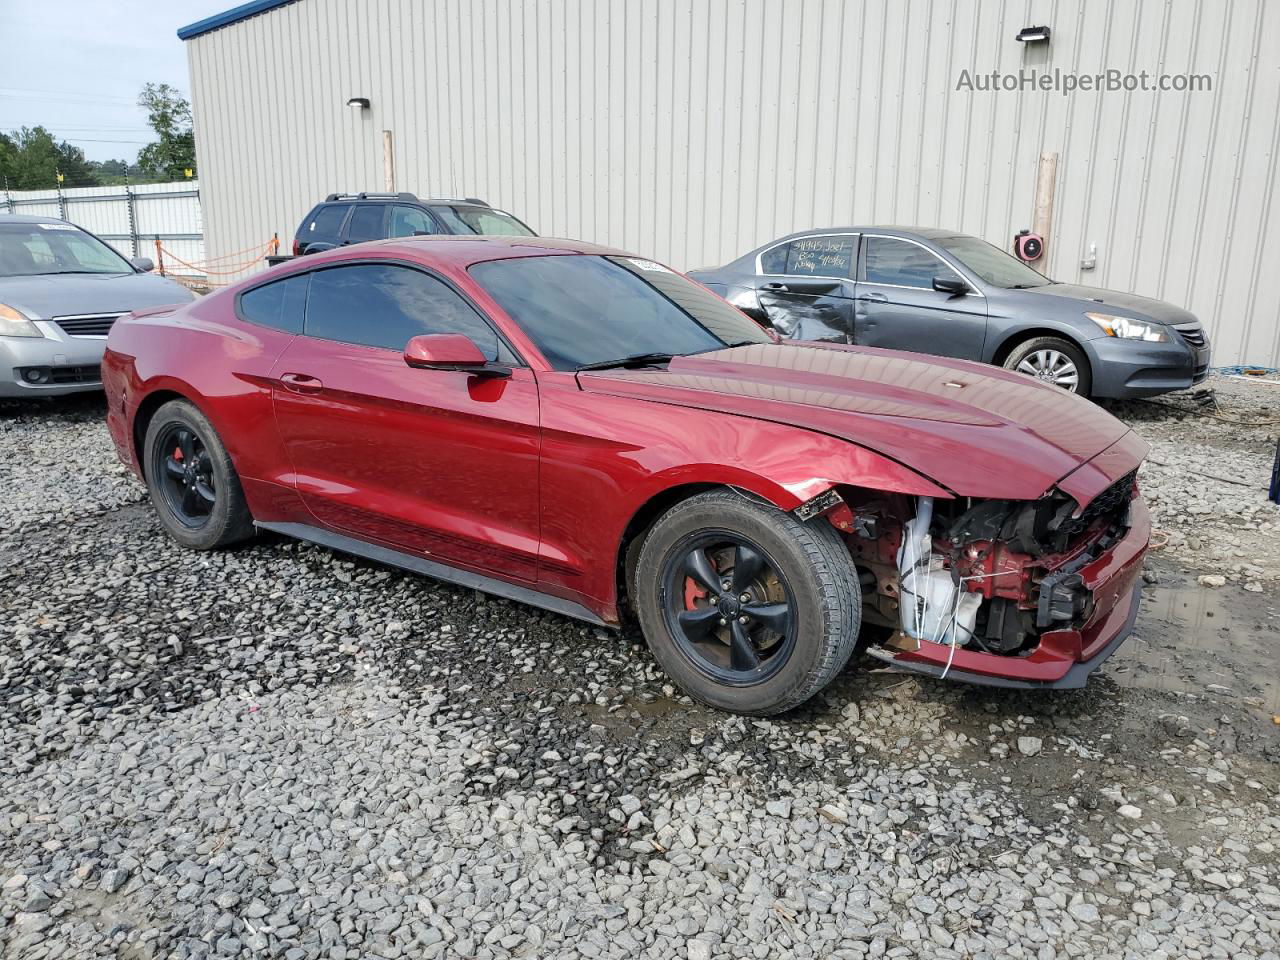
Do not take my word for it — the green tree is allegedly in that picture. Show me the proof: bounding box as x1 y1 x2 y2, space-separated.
136 83 196 180
87 158 134 185
0 132 15 189
0 126 98 189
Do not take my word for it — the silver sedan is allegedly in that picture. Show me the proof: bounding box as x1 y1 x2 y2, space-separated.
0 214 194 398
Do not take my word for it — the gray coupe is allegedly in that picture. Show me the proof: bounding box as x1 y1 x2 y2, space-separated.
688 227 1210 398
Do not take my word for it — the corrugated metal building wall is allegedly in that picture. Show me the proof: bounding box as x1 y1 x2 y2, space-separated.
184 0 1280 366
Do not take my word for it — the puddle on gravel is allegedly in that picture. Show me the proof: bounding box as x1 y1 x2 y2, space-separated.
581 694 692 739
1106 582 1280 713
585 695 684 723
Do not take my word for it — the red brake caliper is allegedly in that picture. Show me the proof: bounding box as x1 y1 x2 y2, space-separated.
172 446 184 462
684 577 709 610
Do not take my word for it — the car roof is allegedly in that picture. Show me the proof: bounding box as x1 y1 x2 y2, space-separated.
769 225 960 243
0 214 74 225
293 234 632 270
722 225 965 270
318 196 494 209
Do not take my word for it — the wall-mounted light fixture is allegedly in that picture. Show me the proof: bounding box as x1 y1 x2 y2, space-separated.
346 97 371 110
1016 25 1051 43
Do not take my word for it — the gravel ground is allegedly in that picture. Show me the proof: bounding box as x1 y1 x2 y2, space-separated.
2 379 1278 960
1109 374 1280 586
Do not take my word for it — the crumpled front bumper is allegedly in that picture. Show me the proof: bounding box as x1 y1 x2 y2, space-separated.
869 497 1150 689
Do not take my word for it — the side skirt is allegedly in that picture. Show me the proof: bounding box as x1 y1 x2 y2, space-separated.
255 520 611 628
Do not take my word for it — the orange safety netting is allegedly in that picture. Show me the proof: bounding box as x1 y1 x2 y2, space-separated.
155 236 279 278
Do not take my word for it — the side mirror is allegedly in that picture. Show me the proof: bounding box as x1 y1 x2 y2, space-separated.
131 257 155 273
932 276 970 296
404 333 510 378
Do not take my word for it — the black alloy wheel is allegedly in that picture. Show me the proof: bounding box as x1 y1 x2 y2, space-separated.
634 488 862 715
661 532 797 686
142 398 255 550
154 423 218 527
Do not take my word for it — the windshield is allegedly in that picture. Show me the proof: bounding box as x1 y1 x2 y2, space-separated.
935 234 1052 288
431 206 535 237
0 221 133 277
470 254 773 370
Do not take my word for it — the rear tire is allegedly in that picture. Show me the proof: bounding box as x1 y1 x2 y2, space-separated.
634 489 861 716
143 399 255 550
1002 336 1092 395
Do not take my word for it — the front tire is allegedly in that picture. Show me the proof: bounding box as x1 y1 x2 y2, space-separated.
634 490 861 716
143 399 255 550
1002 336 1092 395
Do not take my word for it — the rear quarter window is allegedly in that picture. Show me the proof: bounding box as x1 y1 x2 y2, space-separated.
237 273 309 334
303 204 351 240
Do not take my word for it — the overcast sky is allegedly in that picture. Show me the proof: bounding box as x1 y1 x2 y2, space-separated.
0 0 222 162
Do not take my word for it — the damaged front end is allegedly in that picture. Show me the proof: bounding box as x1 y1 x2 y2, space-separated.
814 470 1149 688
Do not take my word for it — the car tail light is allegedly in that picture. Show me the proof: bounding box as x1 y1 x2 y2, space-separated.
291 237 301 256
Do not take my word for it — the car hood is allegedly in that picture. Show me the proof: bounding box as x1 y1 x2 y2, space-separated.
0 272 194 319
1016 282 1198 326
578 342 1147 503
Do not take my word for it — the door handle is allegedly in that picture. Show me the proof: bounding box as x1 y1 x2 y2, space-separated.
762 282 790 292
280 372 323 393
856 291 887 302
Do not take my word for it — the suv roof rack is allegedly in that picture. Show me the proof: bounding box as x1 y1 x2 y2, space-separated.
324 191 419 202
425 196 491 207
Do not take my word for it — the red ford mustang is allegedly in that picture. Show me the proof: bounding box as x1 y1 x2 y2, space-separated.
103 236 1150 715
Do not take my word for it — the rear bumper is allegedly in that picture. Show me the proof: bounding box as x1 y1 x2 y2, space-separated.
871 497 1150 689
102 348 145 479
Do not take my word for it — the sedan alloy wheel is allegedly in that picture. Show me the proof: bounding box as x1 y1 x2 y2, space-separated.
1016 348 1081 391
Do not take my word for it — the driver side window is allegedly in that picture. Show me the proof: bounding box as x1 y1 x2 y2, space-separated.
862 237 961 289
303 263 513 361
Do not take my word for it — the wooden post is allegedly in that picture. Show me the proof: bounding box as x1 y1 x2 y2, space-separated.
1033 152 1058 274
383 130 396 192
154 236 165 276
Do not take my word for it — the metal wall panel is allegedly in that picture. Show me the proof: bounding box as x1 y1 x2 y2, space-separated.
186 0 1280 365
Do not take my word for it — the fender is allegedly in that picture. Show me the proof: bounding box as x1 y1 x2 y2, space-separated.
107 304 296 491
535 372 952 617
632 431 952 512
985 323 1092 366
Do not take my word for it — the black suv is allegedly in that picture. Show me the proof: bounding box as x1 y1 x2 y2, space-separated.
291 193 535 255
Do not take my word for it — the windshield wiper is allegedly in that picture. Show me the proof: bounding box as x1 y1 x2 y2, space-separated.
576 352 675 372
39 270 118 276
